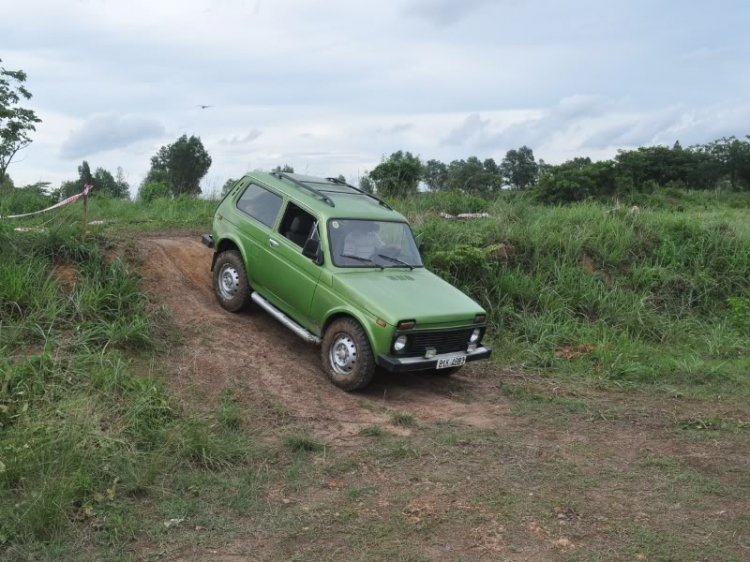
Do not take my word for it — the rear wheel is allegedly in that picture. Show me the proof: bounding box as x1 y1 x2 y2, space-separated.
213 250 251 312
321 318 376 391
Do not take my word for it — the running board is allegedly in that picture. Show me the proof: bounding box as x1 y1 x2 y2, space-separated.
251 292 321 345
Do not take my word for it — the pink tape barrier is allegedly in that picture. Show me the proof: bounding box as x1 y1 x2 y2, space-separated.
0 184 92 220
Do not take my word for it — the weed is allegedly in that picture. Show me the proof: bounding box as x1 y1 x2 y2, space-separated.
359 424 386 437
283 432 324 453
390 411 416 428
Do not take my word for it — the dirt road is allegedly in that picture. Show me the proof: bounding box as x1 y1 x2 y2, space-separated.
138 235 511 439
133 234 750 561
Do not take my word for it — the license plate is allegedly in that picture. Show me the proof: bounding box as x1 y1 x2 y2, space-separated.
436 355 466 369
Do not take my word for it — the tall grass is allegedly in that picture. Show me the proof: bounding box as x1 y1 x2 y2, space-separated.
398 190 750 393
0 225 254 552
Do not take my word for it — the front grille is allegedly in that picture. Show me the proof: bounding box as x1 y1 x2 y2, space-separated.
403 328 476 356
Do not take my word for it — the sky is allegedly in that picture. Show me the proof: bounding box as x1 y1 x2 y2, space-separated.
3 0 749 195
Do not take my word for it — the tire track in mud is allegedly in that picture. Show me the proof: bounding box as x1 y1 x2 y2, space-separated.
138 236 511 439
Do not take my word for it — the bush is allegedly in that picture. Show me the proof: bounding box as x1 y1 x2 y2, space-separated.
0 185 54 216
138 181 171 203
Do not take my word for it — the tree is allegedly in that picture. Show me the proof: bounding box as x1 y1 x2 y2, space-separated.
0 59 42 185
93 167 118 197
359 174 375 194
537 159 617 204
423 159 449 191
500 146 539 190
139 181 171 202
445 156 501 195
368 151 423 198
703 136 750 190
149 134 212 196
0 173 13 192
58 180 79 199
272 164 295 173
77 160 93 189
336 174 346 183
221 178 238 195
113 166 130 199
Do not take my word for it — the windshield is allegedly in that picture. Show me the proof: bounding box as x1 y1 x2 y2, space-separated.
328 219 423 268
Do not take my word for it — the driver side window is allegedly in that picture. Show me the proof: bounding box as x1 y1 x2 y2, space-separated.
278 203 317 248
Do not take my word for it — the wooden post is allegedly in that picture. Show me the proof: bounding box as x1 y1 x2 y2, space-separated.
82 189 88 238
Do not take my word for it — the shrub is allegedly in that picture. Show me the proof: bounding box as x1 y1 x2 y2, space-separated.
138 181 171 203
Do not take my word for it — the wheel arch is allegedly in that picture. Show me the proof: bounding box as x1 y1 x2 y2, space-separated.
321 309 380 359
212 235 247 271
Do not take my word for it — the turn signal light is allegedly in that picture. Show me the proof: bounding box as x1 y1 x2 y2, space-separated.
474 314 486 324
397 320 416 330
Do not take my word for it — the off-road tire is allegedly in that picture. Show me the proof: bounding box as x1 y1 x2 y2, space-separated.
321 318 376 391
213 250 251 312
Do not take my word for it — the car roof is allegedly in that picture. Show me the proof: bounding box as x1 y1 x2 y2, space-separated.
245 172 407 222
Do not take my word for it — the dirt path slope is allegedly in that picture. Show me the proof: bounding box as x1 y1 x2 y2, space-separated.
134 234 750 561
138 235 511 439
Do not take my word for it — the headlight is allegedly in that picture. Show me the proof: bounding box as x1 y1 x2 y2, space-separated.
394 335 408 352
470 328 481 343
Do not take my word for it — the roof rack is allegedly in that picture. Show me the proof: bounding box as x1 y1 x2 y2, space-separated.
325 177 393 211
271 172 335 207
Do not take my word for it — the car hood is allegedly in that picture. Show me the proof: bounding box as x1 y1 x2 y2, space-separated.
332 268 484 327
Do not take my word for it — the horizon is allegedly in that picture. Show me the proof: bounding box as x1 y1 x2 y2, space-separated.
3 0 749 192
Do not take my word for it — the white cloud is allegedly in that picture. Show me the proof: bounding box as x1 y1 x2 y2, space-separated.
218 129 263 145
402 0 500 26
60 114 165 159
442 114 491 146
1 0 749 187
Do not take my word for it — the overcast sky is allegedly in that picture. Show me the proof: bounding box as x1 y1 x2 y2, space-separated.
3 0 749 194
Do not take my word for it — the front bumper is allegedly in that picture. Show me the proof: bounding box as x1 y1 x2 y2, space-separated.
376 345 492 373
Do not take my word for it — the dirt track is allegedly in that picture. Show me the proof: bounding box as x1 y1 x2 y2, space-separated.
133 235 750 561
138 235 512 439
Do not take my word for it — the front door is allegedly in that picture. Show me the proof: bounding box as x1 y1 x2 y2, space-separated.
263 202 324 331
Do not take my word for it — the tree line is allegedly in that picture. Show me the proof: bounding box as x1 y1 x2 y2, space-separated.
3 58 750 209
360 136 750 203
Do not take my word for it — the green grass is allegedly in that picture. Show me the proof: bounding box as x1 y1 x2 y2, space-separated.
397 189 750 396
0 225 258 556
283 431 325 453
7 188 750 398
3 189 750 560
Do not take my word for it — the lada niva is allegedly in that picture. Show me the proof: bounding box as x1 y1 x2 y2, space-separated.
202 172 491 390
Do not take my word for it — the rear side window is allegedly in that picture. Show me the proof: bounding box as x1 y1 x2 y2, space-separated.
236 184 283 228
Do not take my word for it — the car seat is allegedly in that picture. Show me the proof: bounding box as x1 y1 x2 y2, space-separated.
287 214 314 247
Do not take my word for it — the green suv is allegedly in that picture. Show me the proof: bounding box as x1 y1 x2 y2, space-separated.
203 172 491 391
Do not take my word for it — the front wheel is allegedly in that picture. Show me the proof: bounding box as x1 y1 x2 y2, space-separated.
321 318 376 391
213 250 251 312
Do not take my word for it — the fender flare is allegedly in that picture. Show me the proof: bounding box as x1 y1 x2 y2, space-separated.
320 306 380 355
212 234 247 272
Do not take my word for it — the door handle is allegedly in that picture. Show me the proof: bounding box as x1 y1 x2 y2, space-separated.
269 238 280 248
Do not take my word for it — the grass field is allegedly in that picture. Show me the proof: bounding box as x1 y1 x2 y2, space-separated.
1 189 749 560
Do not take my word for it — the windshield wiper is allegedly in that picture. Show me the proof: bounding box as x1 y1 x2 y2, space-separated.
377 254 414 270
340 254 384 270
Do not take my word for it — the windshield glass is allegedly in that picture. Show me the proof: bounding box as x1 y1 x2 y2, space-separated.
328 219 423 268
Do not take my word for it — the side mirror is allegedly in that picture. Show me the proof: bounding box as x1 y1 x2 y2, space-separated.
419 242 426 254
302 238 321 263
